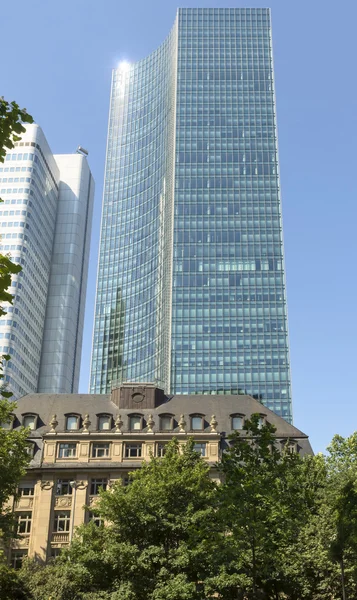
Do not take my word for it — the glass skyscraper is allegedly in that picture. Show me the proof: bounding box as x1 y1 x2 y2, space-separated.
91 7 292 421
0 124 94 398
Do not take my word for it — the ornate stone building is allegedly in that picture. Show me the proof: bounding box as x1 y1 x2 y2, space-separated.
4 384 312 567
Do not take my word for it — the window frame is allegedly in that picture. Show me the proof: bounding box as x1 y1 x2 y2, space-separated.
231 414 244 431
193 443 207 457
0 413 15 430
124 443 143 459
64 414 81 431
157 443 167 457
97 414 112 431
58 442 77 459
91 442 111 459
11 550 28 570
87 511 103 527
128 414 144 431
22 413 38 431
55 479 73 496
26 441 36 458
90 478 108 495
54 511 71 532
159 414 174 431
17 511 32 534
18 483 35 497
257 414 267 429
190 414 205 431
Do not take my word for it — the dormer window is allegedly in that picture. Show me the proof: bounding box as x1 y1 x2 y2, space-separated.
190 415 204 431
1 413 14 430
159 414 174 431
129 415 143 431
26 442 36 457
98 415 112 431
258 415 266 429
231 415 244 431
22 414 37 431
65 415 80 431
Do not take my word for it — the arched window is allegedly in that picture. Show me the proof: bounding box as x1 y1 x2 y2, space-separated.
97 414 112 431
22 414 38 431
231 414 244 431
159 414 174 431
257 415 266 429
129 414 143 431
26 441 36 458
190 414 204 431
65 414 80 431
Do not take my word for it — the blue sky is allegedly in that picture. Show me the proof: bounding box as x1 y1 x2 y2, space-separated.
1 0 356 453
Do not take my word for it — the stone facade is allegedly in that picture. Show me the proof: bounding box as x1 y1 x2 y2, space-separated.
5 384 312 565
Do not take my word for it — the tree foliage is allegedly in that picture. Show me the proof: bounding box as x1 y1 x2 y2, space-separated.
21 439 221 600
18 426 357 600
0 97 33 165
206 416 324 599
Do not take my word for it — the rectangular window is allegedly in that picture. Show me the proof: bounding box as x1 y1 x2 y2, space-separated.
66 416 78 430
191 416 203 430
18 485 34 496
23 415 36 430
90 478 108 495
125 444 142 458
17 512 32 534
54 511 71 532
193 443 206 457
92 443 110 458
11 550 28 569
157 443 167 457
160 417 172 431
98 416 111 430
232 416 243 430
88 511 103 527
129 416 142 430
56 479 72 496
58 443 77 458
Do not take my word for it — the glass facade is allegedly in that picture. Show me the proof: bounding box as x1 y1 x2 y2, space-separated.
91 8 292 422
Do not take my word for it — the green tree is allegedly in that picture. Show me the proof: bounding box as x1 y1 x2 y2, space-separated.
210 415 323 600
22 439 221 600
0 97 33 166
0 399 30 537
325 434 357 599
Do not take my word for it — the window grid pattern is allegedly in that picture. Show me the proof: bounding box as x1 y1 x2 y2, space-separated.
58 443 77 458
171 8 291 421
92 443 110 458
90 23 177 393
54 511 71 532
0 132 58 399
90 478 108 495
17 512 32 534
90 8 292 423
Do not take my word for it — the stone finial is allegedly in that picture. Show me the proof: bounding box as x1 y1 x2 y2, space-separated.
49 414 58 434
147 414 155 433
115 414 123 434
82 414 91 434
178 414 186 433
210 414 218 433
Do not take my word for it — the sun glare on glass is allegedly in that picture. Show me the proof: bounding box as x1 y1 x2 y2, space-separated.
118 61 131 72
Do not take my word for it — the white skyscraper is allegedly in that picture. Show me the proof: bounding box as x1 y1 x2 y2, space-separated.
0 124 94 398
